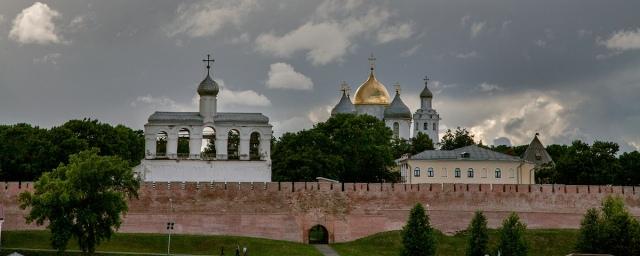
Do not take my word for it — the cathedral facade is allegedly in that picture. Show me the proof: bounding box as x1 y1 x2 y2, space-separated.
331 55 441 144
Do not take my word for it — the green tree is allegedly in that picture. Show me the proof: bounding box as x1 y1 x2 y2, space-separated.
466 211 489 256
391 138 412 159
618 151 640 185
272 114 398 182
575 208 602 253
599 196 640 255
401 203 436 256
411 133 435 154
272 130 342 181
19 149 140 253
555 140 621 185
496 213 528 256
439 127 476 150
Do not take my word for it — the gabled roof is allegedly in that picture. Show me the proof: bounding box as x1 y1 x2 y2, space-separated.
147 112 269 124
148 112 202 123
411 145 522 162
214 112 269 124
522 135 554 166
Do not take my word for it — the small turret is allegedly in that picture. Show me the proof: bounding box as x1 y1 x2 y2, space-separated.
199 54 218 121
420 76 433 109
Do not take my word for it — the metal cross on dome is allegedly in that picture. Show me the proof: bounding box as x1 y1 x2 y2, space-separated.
423 75 430 84
394 82 401 94
202 54 215 75
340 81 350 95
368 53 376 71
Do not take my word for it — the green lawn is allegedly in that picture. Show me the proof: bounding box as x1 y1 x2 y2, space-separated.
331 229 579 256
1 231 322 256
1 229 580 256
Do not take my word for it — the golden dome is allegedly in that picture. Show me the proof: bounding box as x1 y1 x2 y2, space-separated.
353 71 391 105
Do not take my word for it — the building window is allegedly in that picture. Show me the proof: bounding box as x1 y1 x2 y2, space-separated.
414 167 421 177
393 122 400 139
423 122 428 130
427 168 434 177
467 168 474 178
415 122 418 130
433 123 436 131
454 168 461 178
495 168 502 178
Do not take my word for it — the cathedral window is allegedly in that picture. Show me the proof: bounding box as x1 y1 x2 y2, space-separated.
467 168 474 178
177 128 191 158
414 167 421 177
393 122 400 138
433 123 436 131
427 168 434 177
454 168 461 178
227 129 240 160
423 122 428 130
250 132 261 160
495 168 502 178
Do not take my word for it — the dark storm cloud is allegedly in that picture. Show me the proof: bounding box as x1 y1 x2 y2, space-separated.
0 0 639 151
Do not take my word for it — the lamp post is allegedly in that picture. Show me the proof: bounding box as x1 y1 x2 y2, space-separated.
167 198 174 255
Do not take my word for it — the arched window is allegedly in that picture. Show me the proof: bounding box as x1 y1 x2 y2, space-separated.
467 168 474 178
495 168 502 178
177 128 190 158
454 168 461 178
427 167 434 177
227 129 240 160
423 122 428 130
155 131 168 158
433 123 436 131
201 127 216 160
393 122 400 138
414 167 421 177
250 132 261 160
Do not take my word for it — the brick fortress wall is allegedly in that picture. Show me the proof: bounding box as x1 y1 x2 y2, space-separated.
1 182 639 243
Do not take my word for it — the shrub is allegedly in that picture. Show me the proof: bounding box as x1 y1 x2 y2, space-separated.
401 203 436 256
496 213 528 256
466 211 489 256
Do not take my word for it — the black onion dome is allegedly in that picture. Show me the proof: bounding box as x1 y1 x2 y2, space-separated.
384 93 412 119
197 74 219 96
420 83 433 98
331 91 356 115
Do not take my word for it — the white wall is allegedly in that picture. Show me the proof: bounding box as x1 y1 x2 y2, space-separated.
134 159 271 182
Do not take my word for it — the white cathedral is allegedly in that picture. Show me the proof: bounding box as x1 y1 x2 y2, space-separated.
134 55 273 182
331 55 441 143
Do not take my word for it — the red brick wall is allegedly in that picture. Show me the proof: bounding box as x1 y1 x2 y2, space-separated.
2 182 639 243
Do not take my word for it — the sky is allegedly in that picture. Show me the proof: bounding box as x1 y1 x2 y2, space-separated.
0 0 639 151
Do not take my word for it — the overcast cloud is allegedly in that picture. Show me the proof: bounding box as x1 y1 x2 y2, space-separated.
0 0 639 151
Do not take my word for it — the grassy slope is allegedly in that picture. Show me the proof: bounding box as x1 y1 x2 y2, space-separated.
1 231 322 256
331 229 578 256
